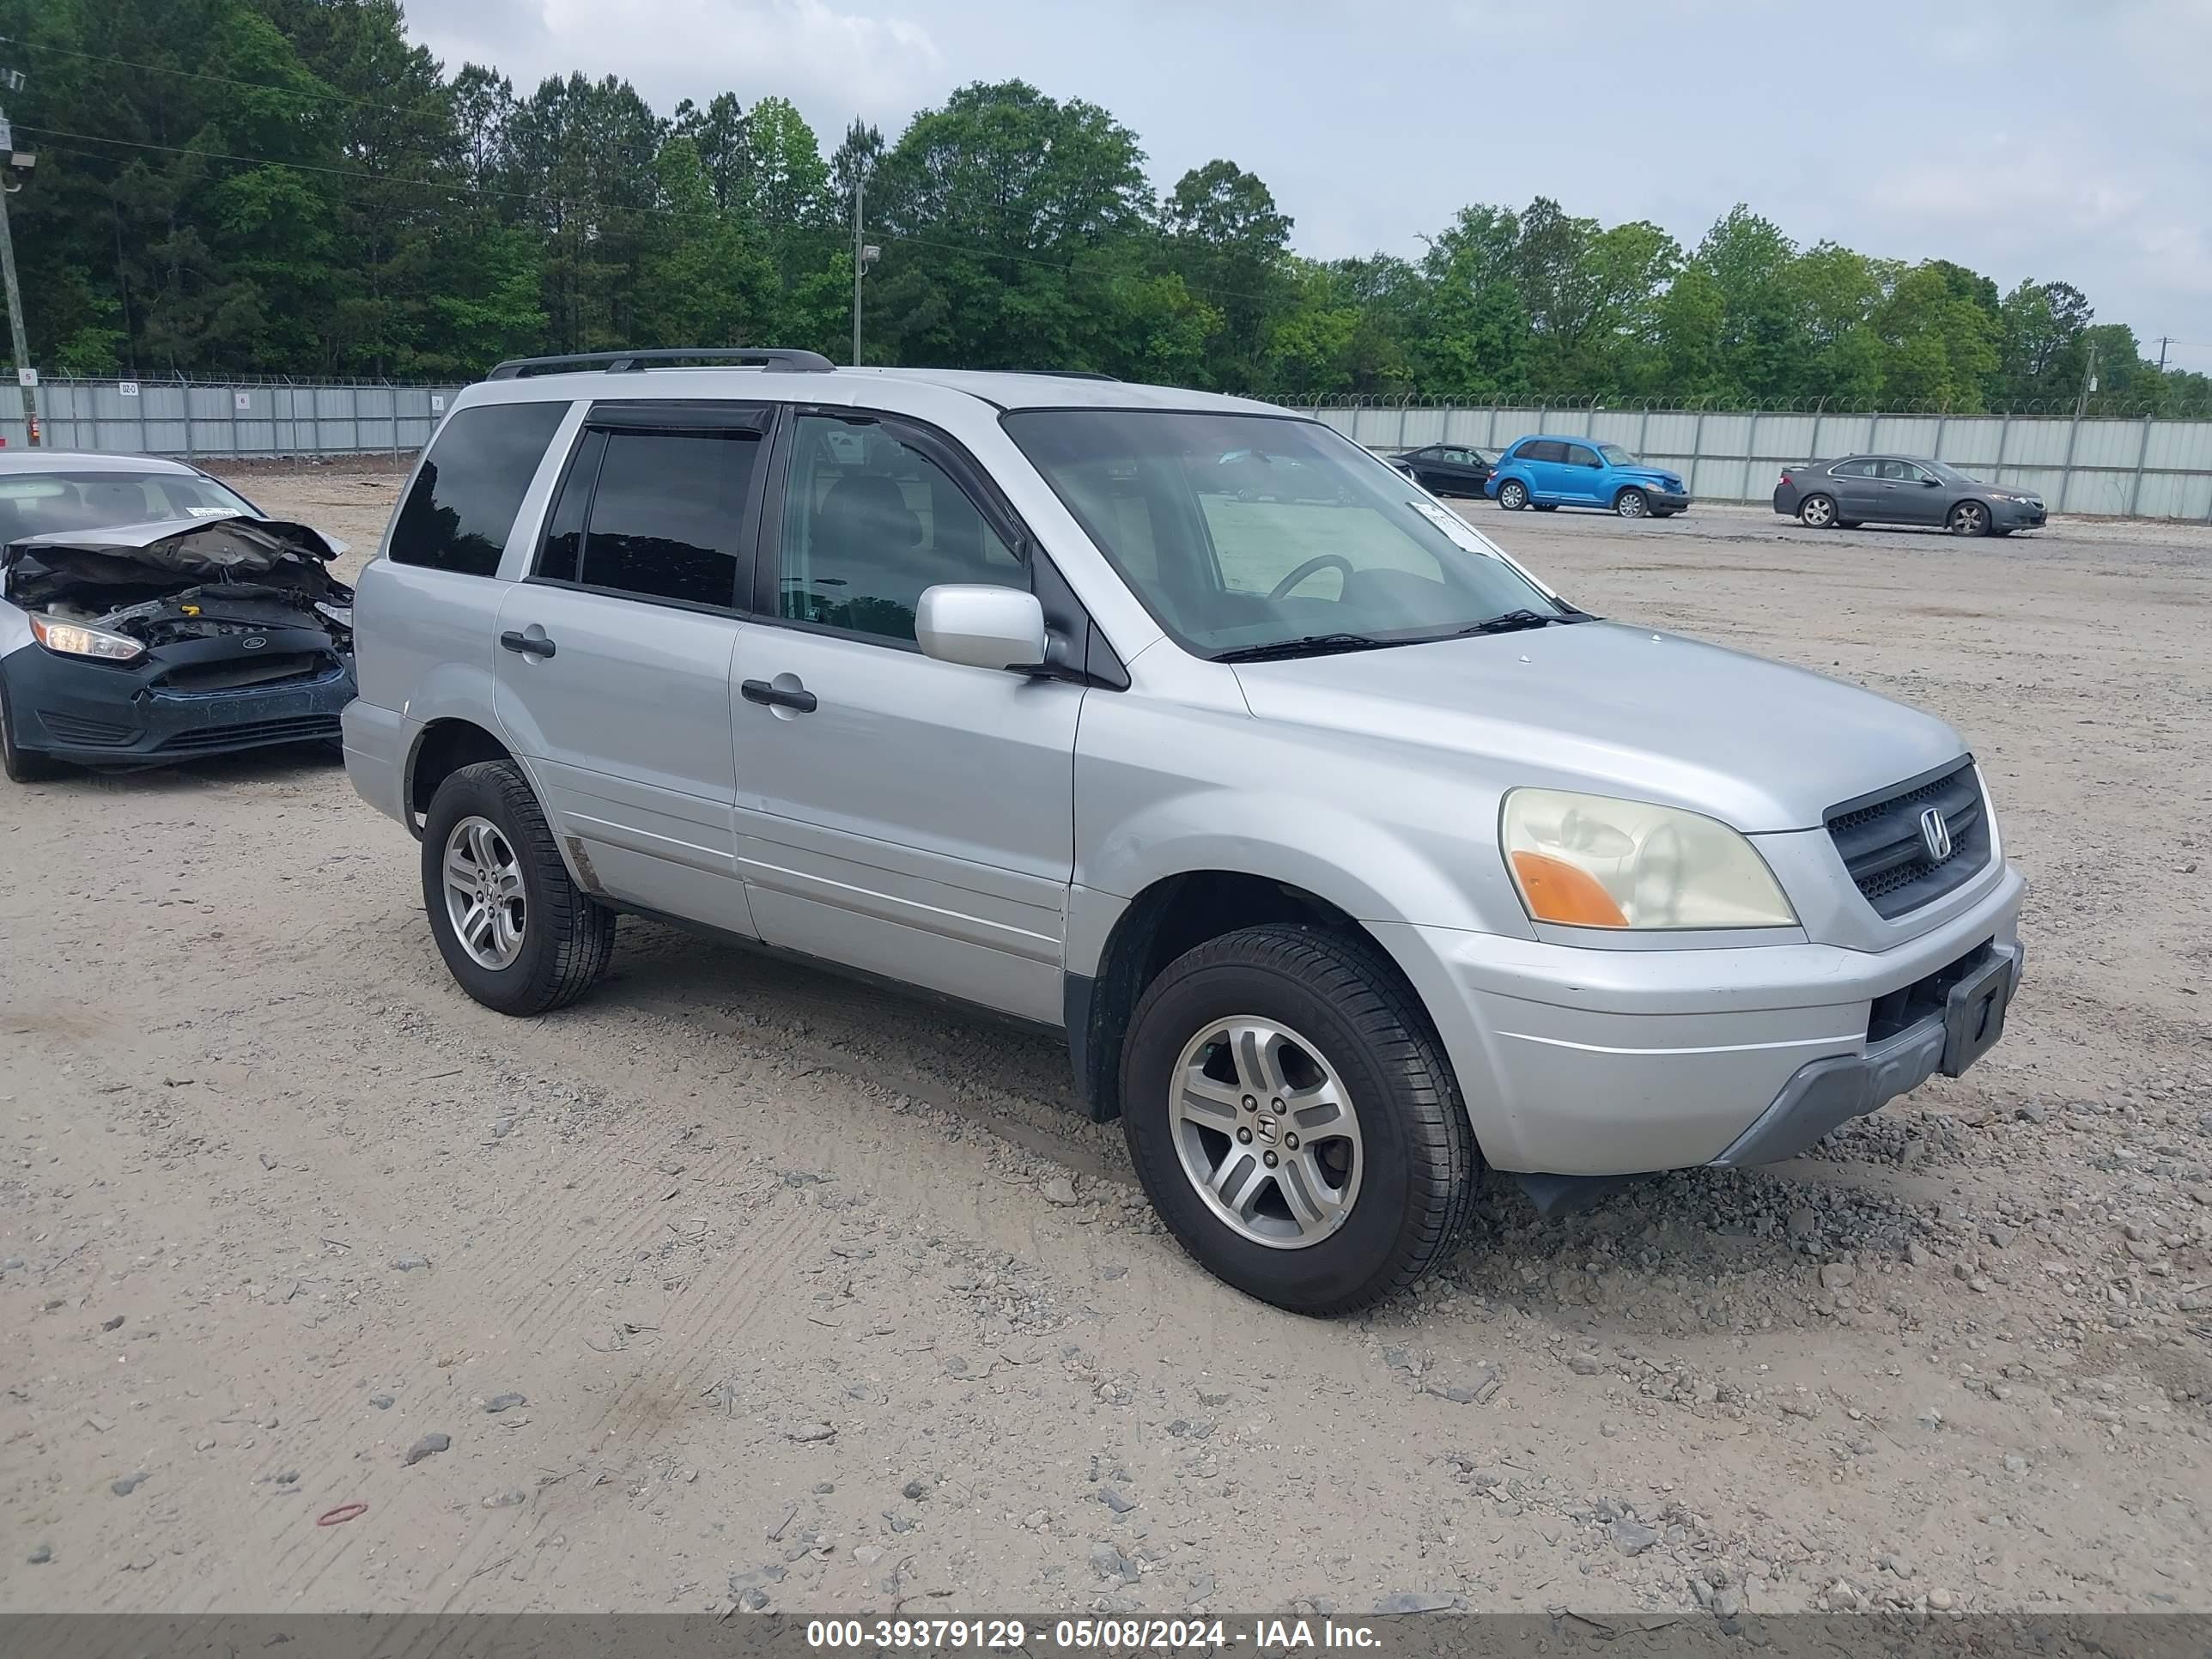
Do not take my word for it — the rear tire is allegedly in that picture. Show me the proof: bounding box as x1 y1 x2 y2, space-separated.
1496 479 1528 511
1119 924 1478 1316
0 680 64 784
420 759 616 1016
1798 494 1838 528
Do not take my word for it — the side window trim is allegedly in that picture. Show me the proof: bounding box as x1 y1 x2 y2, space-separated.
523 413 771 615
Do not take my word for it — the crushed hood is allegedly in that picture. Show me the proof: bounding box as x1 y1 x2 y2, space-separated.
3 514 343 585
1229 621 1967 833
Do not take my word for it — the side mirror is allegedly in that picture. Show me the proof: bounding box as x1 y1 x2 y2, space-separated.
915 585 1048 672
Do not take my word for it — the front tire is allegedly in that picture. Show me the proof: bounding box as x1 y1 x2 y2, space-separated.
1949 501 1990 536
1119 924 1477 1316
1496 479 1528 511
420 760 615 1016
1614 487 1649 519
0 679 64 784
1798 494 1838 528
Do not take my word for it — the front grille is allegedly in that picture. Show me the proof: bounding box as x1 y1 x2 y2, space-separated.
155 714 341 753
1826 759 1990 919
155 652 327 693
38 711 135 747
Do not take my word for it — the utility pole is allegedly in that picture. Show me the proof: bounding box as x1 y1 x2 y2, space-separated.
2075 339 2100 419
0 68 38 447
2155 336 2171 373
849 170 878 367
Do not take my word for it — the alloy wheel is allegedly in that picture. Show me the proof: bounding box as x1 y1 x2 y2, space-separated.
442 815 527 969
1170 1016 1364 1249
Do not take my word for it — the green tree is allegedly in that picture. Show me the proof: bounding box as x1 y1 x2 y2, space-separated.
1160 159 1292 390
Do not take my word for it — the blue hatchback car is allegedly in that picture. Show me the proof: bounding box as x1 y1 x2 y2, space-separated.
1484 435 1691 519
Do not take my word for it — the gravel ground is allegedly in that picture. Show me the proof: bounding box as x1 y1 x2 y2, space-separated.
1 471 2207 1619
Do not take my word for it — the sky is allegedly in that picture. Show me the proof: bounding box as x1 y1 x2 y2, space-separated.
407 0 2212 373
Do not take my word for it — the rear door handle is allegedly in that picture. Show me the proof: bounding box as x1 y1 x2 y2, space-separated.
500 630 556 659
741 678 817 714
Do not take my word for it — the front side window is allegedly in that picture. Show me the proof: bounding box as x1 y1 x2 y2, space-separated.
392 400 568 577
1565 445 1602 469
1005 410 1573 659
779 415 1024 644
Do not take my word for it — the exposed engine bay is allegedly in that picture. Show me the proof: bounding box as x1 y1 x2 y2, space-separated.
3 516 354 657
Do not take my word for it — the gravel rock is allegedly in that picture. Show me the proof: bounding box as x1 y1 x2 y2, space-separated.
1089 1542 1134 1582
100 1315 125 1332
727 1564 787 1596
110 1471 149 1496
1374 1593 1459 1613
1097 1486 1137 1514
786 1422 836 1443
1611 1519 1660 1556
368 1394 394 1410
1568 1351 1605 1376
1042 1176 1080 1206
482 1488 528 1509
403 1432 451 1466
902 1478 931 1501
27 1542 52 1565
853 1544 884 1567
388 1253 430 1272
1819 1262 1857 1291
483 1392 527 1413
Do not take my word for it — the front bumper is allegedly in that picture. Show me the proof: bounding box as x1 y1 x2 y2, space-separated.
2 641 354 767
1642 488 1692 512
1992 498 2047 531
1381 858 2025 1175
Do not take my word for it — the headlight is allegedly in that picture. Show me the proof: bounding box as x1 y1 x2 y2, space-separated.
1501 787 1797 930
29 613 145 663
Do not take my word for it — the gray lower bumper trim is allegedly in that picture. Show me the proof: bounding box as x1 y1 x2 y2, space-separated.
1710 1021 1944 1167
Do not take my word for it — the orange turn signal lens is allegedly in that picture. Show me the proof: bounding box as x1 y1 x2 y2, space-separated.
1510 850 1630 928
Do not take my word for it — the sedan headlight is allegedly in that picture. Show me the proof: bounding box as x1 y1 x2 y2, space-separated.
1501 787 1797 930
29 612 145 663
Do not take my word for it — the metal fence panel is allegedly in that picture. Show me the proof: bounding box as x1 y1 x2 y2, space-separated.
9 380 2212 520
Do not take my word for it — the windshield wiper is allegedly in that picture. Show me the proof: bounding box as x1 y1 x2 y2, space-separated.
1455 607 1587 636
1212 632 1397 663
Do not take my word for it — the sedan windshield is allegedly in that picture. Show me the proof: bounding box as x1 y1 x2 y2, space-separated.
1597 443 1638 466
1004 410 1574 657
0 470 257 541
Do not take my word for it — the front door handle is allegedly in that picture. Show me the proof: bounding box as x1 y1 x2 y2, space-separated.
741 678 817 714
500 629 556 659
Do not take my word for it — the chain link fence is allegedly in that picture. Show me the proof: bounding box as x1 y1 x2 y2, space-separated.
1280 395 2212 520
8 375 2212 519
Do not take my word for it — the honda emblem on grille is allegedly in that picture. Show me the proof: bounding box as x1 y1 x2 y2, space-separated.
241 635 267 651
1918 806 1953 863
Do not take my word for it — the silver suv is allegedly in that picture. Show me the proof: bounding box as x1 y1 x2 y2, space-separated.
342 349 2025 1314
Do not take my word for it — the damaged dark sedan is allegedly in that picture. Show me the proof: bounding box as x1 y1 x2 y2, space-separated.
0 453 356 781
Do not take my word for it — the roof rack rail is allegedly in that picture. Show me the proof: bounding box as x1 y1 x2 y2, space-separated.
485 348 836 380
997 368 1118 382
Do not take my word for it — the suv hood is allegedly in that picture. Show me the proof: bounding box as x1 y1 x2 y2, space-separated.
1229 621 1965 832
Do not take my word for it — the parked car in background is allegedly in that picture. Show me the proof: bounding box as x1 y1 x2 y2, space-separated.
342 348 2022 1316
1388 443 1498 497
1773 456 2045 537
0 452 356 781
1486 436 1690 519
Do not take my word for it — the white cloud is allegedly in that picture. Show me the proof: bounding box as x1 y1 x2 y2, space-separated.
410 0 945 128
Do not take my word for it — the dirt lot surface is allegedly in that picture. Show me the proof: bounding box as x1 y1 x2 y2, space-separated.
3 470 2209 1620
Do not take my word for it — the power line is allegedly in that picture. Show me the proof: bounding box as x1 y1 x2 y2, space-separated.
0 34 427 117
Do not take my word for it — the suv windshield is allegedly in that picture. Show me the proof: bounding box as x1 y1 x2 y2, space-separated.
0 470 257 541
1004 410 1571 657
1597 443 1637 466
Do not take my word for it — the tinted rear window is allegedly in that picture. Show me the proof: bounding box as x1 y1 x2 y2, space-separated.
577 429 758 608
391 401 568 577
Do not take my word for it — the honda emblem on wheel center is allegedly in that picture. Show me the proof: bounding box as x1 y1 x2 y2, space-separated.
1919 806 1953 863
